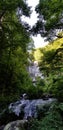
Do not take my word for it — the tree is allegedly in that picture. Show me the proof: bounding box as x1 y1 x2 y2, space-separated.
34 37 63 101
0 0 32 102
38 38 63 76
32 0 63 40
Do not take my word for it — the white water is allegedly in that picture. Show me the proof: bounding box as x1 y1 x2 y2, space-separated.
9 97 56 119
28 61 43 82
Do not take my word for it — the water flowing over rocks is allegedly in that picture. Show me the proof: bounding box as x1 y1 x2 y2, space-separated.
0 93 57 128
8 96 56 119
28 61 44 84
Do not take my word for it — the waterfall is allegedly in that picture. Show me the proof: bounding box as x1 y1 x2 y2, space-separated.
28 61 43 83
9 94 56 119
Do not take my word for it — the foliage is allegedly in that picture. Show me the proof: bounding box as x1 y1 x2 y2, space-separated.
25 84 44 99
33 37 63 101
33 48 43 62
34 38 63 75
28 103 63 130
28 119 40 130
34 0 63 40
0 0 32 104
39 111 63 130
28 113 63 130
36 103 52 120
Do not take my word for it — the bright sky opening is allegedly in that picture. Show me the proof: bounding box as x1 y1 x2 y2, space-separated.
22 0 48 48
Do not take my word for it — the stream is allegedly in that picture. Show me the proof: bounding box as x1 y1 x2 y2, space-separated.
8 62 56 119
9 94 56 119
0 61 57 129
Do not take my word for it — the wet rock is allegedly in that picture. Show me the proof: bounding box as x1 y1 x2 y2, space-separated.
42 93 54 100
20 93 28 100
4 120 28 130
22 93 28 99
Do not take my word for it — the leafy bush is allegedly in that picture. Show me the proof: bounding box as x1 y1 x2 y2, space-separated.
36 103 51 120
39 111 63 130
42 74 63 101
29 102 63 130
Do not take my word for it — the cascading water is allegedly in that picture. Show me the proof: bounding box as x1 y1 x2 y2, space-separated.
9 94 56 119
28 61 43 83
8 62 56 120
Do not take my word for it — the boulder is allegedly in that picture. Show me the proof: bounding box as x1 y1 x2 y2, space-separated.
0 108 24 126
42 93 53 100
4 120 28 130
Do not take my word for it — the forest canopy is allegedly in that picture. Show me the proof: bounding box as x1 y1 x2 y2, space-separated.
0 0 63 103
0 1 63 129
0 0 32 102
32 0 63 41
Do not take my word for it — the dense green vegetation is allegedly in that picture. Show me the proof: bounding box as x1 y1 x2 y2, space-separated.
0 0 63 130
0 0 63 103
31 1 63 129
27 36 63 129
27 102 63 130
0 0 32 104
33 37 63 101
32 0 63 40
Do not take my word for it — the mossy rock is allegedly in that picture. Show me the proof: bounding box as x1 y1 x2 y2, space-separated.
4 120 28 130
